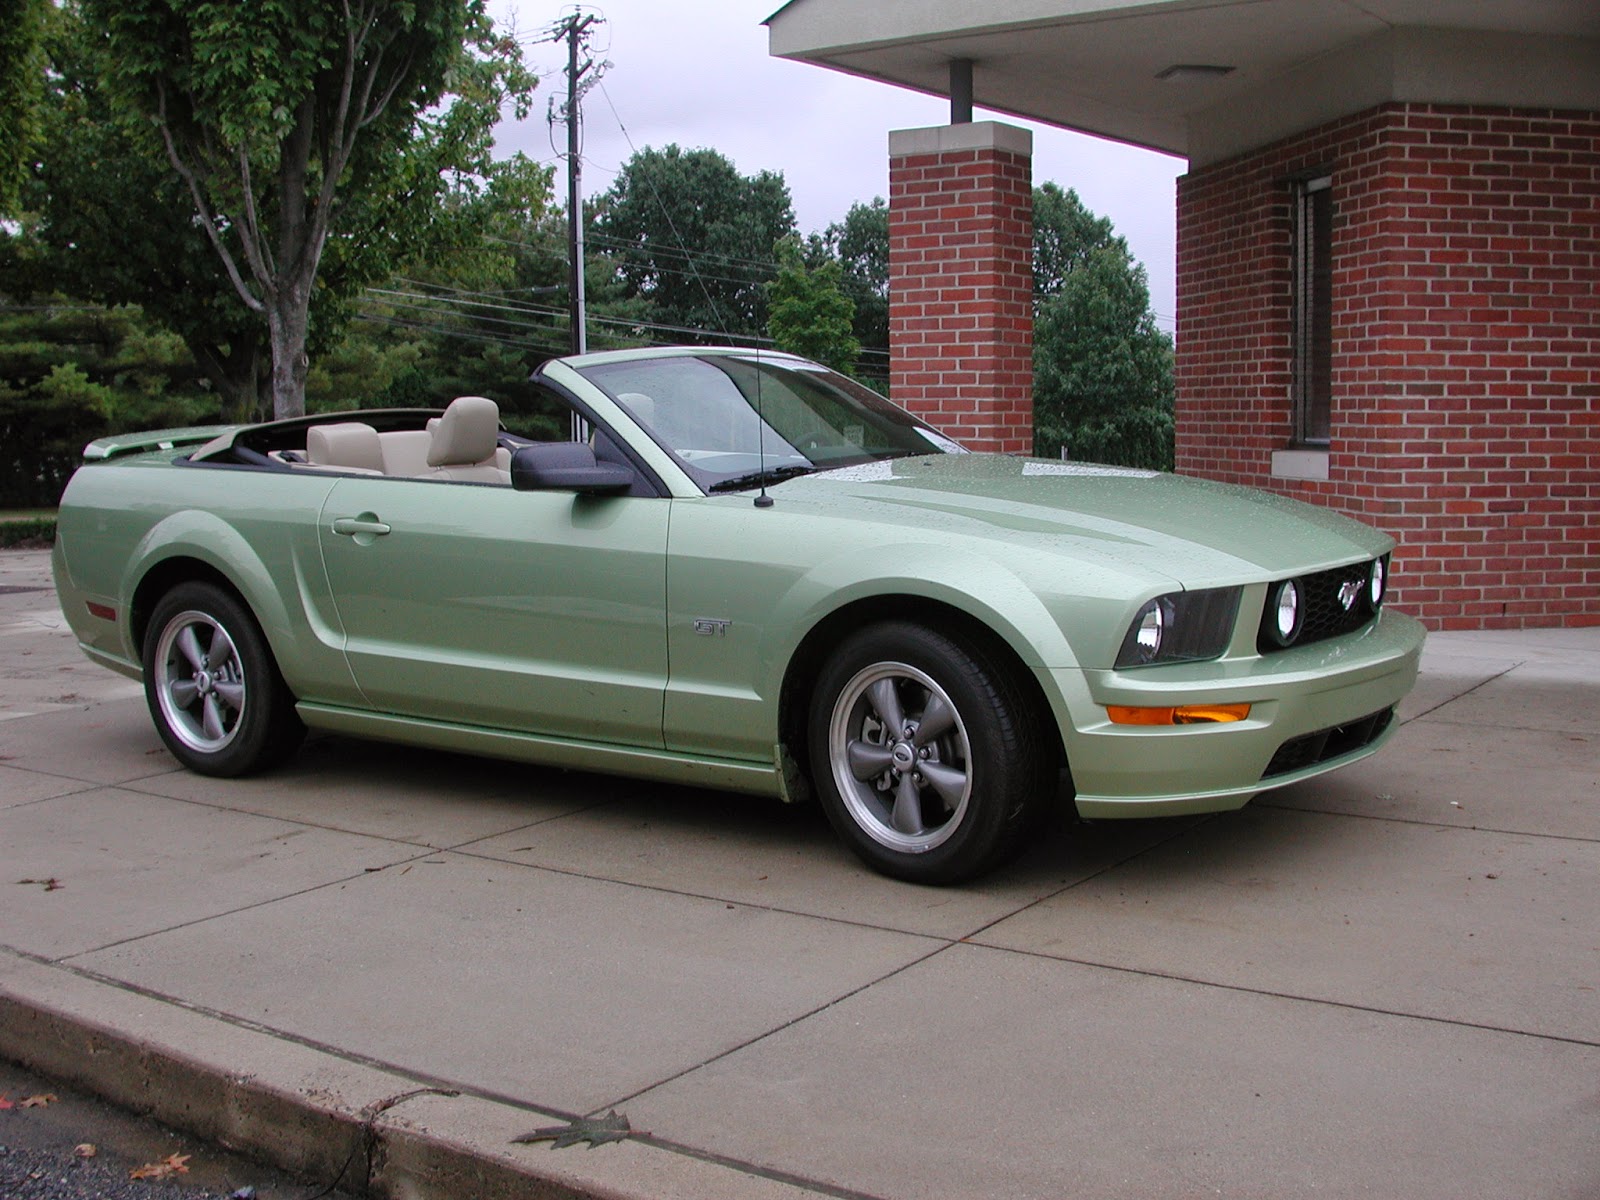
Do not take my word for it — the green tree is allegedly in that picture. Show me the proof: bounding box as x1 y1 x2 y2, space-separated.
1032 245 1174 470
821 198 890 357
0 0 50 215
18 13 272 418
592 145 796 340
1032 181 1119 299
1027 181 1173 468
766 237 860 374
0 299 218 506
79 0 537 419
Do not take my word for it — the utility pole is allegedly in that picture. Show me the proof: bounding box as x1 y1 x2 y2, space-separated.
548 11 604 355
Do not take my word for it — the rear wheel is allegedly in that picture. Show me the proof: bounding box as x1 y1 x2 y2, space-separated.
808 621 1049 884
143 582 304 776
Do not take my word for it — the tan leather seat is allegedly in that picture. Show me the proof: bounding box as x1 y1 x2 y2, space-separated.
424 396 510 483
378 429 433 476
305 422 384 474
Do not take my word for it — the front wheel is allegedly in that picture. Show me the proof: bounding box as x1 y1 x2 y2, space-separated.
143 582 304 777
808 622 1049 884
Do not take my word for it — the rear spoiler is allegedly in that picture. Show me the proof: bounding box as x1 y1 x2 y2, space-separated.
81 425 240 462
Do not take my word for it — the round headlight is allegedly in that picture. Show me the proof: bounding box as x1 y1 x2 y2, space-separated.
1368 557 1386 611
1134 599 1165 662
1273 580 1302 645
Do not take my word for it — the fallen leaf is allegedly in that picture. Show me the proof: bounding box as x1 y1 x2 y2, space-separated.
130 1152 192 1180
20 1093 58 1108
74 1143 97 1158
512 1109 632 1150
0 1094 13 1110
16 878 63 891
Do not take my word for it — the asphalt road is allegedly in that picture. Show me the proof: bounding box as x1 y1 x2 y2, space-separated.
0 1061 356 1200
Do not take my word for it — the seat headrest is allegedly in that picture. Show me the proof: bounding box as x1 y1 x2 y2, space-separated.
617 392 655 429
306 422 383 472
428 396 500 467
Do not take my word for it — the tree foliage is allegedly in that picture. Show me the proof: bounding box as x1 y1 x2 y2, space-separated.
0 0 51 215
1032 181 1119 300
1028 183 1174 469
77 0 538 418
766 237 859 374
20 12 271 418
820 198 889 357
1033 244 1174 470
0 301 217 507
592 145 796 340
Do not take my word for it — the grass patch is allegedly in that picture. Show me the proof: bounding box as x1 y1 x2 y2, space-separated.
0 517 56 549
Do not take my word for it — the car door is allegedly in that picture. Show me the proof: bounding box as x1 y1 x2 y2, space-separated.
316 474 669 748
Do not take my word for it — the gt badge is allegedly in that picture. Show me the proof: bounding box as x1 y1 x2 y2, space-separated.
692 618 732 637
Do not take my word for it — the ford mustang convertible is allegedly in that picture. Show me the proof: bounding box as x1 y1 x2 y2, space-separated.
52 347 1424 882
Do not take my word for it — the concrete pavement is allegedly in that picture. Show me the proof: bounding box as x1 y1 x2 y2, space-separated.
2 546 1597 1198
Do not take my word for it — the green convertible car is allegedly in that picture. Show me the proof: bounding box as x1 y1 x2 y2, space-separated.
53 347 1424 883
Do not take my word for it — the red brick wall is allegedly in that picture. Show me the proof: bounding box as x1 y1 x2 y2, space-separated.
1177 103 1599 629
889 130 1034 454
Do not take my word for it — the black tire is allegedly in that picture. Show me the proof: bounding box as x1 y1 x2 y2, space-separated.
142 582 304 776
807 621 1050 884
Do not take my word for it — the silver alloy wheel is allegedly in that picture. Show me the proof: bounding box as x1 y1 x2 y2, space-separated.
152 609 247 755
827 660 972 854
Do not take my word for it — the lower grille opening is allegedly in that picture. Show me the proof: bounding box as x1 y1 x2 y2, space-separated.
1262 708 1394 780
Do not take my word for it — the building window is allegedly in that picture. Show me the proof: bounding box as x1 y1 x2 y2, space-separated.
1292 175 1332 445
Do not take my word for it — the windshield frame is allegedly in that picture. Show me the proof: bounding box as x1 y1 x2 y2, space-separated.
570 351 965 495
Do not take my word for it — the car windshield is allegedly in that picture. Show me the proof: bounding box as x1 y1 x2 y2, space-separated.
574 353 964 492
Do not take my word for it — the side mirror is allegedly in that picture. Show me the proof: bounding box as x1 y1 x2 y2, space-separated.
511 443 634 495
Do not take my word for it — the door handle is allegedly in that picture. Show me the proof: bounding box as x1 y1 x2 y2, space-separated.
331 517 391 537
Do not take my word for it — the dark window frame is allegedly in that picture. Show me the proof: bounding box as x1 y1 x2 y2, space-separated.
1291 174 1333 447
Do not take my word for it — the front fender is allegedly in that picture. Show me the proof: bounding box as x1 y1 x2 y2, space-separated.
755 541 1083 698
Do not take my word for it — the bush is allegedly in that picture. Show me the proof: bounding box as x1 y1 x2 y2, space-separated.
0 516 56 548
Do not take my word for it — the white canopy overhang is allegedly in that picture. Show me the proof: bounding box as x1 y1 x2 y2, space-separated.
766 0 1600 166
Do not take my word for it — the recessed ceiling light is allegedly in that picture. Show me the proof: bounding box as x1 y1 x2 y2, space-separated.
1155 63 1236 82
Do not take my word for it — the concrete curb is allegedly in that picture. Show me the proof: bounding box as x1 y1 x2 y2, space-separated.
0 956 819 1200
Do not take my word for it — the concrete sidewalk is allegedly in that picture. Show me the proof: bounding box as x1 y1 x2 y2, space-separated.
2 545 1596 1199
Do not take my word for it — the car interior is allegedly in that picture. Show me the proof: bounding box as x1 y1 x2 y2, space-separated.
186 394 662 499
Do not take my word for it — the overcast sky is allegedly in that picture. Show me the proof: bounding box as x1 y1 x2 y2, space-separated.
491 2 1185 330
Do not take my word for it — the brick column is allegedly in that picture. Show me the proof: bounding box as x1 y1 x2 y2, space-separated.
889 122 1034 454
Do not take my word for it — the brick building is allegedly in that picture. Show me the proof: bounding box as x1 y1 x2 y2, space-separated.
769 2 1598 629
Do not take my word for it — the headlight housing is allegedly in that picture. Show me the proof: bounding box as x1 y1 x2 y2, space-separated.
1115 587 1242 668
1267 578 1304 647
1366 555 1387 613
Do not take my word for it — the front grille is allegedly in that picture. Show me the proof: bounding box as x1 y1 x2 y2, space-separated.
1262 708 1394 779
1258 559 1381 653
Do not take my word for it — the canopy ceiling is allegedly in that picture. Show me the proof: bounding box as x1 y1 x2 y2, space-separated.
766 0 1600 164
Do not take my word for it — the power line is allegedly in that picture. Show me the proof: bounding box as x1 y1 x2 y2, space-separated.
370 279 892 359
355 287 890 377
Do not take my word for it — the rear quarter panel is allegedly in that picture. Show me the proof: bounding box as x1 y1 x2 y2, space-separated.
54 457 362 706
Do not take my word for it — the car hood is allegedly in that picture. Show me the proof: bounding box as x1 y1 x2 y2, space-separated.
779 454 1391 588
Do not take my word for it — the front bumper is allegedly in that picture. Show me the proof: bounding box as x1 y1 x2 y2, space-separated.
1042 609 1425 818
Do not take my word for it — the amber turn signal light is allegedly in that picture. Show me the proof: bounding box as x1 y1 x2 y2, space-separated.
1106 703 1251 726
